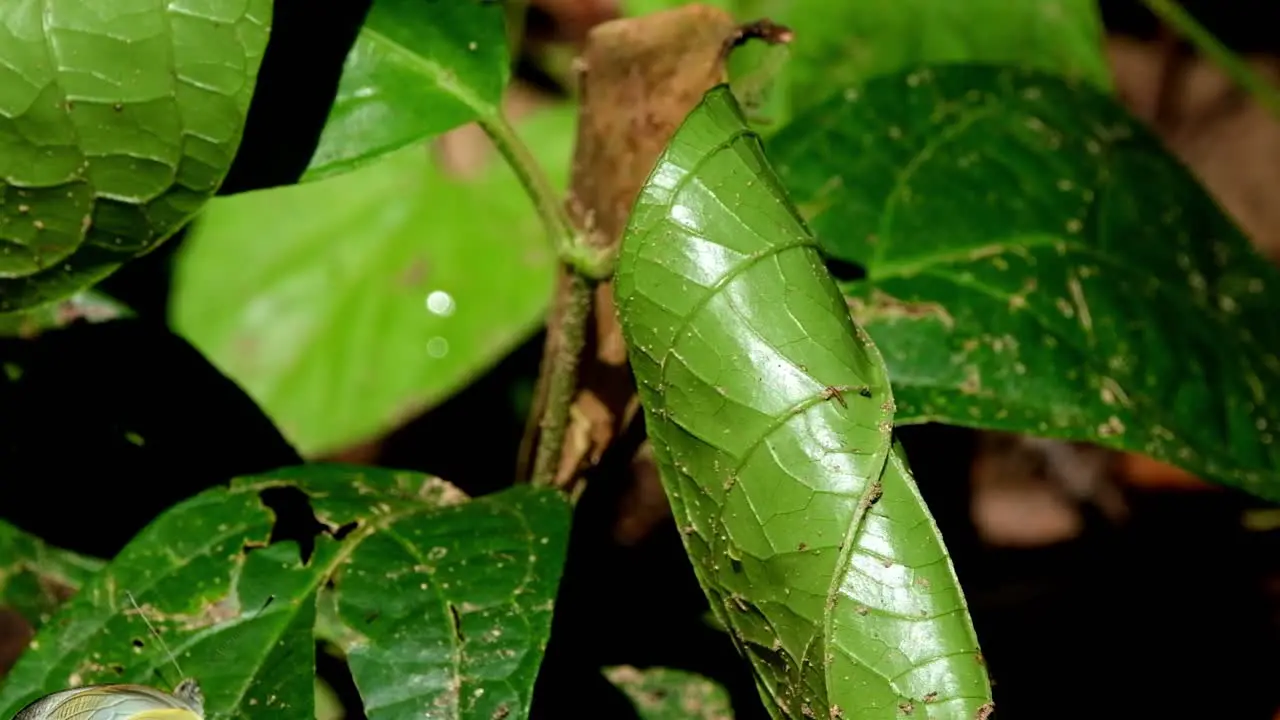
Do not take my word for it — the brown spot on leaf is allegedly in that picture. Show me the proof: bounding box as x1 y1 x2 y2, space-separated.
0 608 34 677
847 289 955 330
398 257 429 288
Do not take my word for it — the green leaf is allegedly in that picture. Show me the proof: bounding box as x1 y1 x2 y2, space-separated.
315 676 345 720
777 0 1110 100
604 666 735 720
0 489 325 719
614 85 991 719
0 465 571 720
769 64 1280 501
0 521 104 630
300 470 569 720
171 104 572 456
0 290 132 338
305 0 509 181
623 0 734 15
0 0 272 312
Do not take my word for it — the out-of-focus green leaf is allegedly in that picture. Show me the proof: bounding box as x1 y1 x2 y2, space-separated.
0 290 132 338
305 0 509 181
604 666 734 720
0 0 271 312
614 85 991 719
0 521 103 630
623 0 733 15
316 676 345 720
629 0 1109 122
770 0 1110 110
770 64 1280 501
0 465 571 720
171 105 572 457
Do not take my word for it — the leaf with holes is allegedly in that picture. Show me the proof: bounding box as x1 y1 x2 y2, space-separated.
0 465 571 720
0 0 271 312
614 85 991 719
0 521 103 631
769 64 1280 501
304 0 509 180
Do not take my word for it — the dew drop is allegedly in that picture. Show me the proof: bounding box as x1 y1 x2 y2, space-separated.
426 289 456 317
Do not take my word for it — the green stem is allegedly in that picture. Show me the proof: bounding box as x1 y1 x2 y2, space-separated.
1141 0 1280 120
479 114 614 279
529 273 592 487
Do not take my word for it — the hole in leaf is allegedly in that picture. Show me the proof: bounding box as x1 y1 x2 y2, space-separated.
258 485 328 564
316 641 368 720
332 520 358 541
822 254 867 282
132 638 144 649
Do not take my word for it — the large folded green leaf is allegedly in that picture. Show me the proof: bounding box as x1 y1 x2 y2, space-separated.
769 64 1280 501
614 85 991 719
305 0 509 181
0 521 103 630
171 104 571 456
0 0 271 312
0 465 570 720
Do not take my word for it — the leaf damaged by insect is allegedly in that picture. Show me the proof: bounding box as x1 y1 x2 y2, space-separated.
771 64 1280 501
614 85 992 718
0 521 103 629
0 466 572 720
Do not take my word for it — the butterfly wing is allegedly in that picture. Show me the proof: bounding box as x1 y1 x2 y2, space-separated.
12 685 202 720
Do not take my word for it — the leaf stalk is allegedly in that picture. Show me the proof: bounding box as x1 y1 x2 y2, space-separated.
478 114 614 279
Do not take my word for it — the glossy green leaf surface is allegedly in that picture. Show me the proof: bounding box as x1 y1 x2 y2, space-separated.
305 0 509 181
770 65 1280 501
0 290 131 338
0 466 571 720
0 0 272 312
171 105 571 456
604 666 735 720
0 521 103 630
614 86 990 719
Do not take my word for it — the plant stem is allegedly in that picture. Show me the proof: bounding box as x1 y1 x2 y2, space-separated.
480 111 608 488
529 273 592 487
479 114 614 279
1141 0 1280 120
